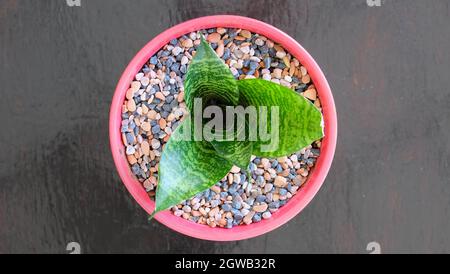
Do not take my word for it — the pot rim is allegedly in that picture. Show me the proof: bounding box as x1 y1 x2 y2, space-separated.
109 15 337 241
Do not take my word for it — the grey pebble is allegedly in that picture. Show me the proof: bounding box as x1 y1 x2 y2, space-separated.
131 164 140 175
222 203 232 212
210 199 220 208
269 201 280 209
232 201 242 210
279 188 288 196
234 212 244 221
182 205 192 213
256 195 266 203
264 183 273 193
125 133 135 144
150 56 158 64
152 125 161 134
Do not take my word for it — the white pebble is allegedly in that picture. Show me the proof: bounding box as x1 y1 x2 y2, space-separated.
290 155 298 162
255 38 264 46
172 46 183 56
181 56 189 65
240 46 250 54
135 73 144 81
276 51 286 59
140 77 150 87
263 74 271 81
151 139 161 149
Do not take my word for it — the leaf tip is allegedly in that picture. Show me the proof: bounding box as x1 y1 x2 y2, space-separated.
148 211 157 221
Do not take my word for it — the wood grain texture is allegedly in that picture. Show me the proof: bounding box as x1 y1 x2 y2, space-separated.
0 0 450 253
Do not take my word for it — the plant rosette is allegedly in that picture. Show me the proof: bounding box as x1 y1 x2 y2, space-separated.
110 15 337 241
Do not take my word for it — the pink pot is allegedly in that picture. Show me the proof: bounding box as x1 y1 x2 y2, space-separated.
109 15 337 241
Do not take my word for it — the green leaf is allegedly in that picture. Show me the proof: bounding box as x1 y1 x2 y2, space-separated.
207 116 252 170
183 36 248 169
210 140 252 170
237 79 324 157
153 118 233 215
184 37 239 112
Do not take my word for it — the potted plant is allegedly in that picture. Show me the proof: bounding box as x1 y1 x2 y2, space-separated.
109 15 337 241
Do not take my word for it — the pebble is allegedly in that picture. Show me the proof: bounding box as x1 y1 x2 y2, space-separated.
145 109 156 118
234 212 244 221
302 74 311 84
150 56 158 64
264 183 273 193
209 207 219 217
230 166 241 173
126 146 135 155
207 33 221 43
252 213 262 222
122 28 322 228
125 133 135 145
141 122 151 132
217 27 227 34
240 30 252 39
256 195 266 203
127 155 137 165
141 141 150 155
126 99 136 112
183 205 192 213
253 203 268 213
255 38 265 46
211 185 221 194
262 74 271 81
243 211 255 225
152 125 161 134
210 199 220 208
269 201 280 209
216 42 224 57
155 92 165 101
300 66 308 76
273 68 282 79
276 50 286 59
151 139 161 149
141 77 150 87
274 176 287 188
182 39 193 48
232 201 242 210
181 56 189 65
222 203 232 212
262 211 272 219
172 46 183 56
303 88 317 101
240 46 250 54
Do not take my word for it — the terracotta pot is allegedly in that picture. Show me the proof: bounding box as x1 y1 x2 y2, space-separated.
109 15 337 241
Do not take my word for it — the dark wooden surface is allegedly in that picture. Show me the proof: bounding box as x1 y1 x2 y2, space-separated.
1 0 450 253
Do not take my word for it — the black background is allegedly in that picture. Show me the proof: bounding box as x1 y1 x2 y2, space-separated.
1 0 449 253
